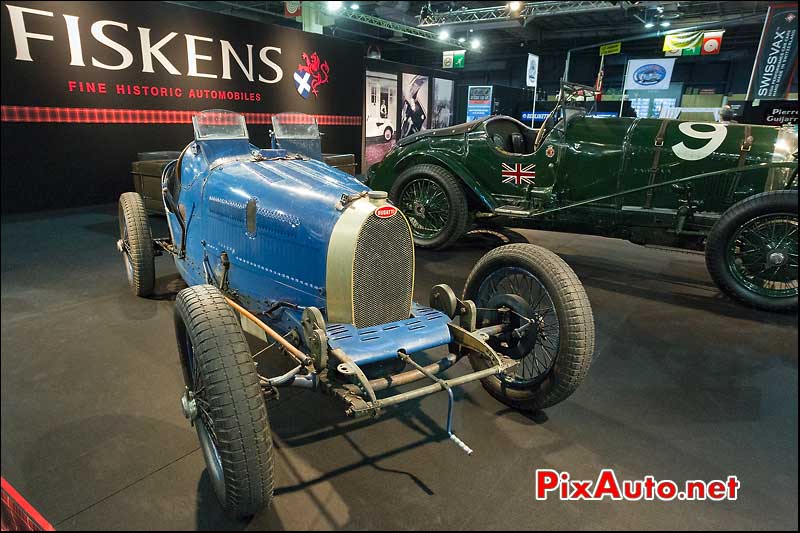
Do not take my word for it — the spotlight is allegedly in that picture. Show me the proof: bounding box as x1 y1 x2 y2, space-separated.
660 21 671 27
471 38 481 50
325 1 343 13
350 3 359 9
508 1 522 11
458 37 466 43
439 29 450 40
644 22 655 28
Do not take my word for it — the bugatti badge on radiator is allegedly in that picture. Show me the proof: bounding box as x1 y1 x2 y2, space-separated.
374 205 398 218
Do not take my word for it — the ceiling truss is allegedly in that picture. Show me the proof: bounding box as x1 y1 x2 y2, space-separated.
337 8 465 48
418 1 638 27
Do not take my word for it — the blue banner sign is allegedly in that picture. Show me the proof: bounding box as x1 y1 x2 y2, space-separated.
521 110 618 123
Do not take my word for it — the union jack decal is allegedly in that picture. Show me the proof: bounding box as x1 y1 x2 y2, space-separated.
501 162 536 186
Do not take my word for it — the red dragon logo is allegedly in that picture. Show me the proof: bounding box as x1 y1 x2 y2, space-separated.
293 52 330 99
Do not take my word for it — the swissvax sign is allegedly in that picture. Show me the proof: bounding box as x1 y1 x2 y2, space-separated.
1 1 365 212
746 3 798 99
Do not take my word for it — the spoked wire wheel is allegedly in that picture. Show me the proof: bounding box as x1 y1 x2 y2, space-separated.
174 285 274 518
463 244 594 411
706 190 798 312
727 214 798 299
389 164 469 249
182 331 227 505
474 267 560 388
398 178 450 240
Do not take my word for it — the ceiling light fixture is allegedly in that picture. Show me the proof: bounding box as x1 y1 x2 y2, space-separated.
644 21 655 29
439 29 450 40
325 1 343 13
350 3 359 9
471 38 481 50
458 36 466 43
660 21 671 27
508 1 522 11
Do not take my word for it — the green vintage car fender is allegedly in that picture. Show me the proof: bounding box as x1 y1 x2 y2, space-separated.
368 125 500 211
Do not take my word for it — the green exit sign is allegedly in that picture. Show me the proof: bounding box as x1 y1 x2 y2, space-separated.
443 49 466 69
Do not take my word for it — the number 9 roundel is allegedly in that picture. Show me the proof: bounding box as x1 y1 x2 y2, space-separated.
671 122 728 161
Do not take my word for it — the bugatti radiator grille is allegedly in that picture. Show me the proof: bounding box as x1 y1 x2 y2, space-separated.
352 213 414 328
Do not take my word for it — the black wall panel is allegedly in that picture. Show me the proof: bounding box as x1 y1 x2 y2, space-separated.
1 1 365 213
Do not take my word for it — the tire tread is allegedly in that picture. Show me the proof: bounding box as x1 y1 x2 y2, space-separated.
118 192 155 296
174 285 274 518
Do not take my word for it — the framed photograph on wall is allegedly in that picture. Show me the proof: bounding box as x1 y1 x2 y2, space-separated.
364 71 398 168
431 78 454 129
400 73 429 138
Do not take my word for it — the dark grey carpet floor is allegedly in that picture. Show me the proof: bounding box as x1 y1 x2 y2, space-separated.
1 204 796 530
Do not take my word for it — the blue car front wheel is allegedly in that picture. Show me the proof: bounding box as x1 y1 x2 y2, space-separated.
173 284 275 518
463 244 595 411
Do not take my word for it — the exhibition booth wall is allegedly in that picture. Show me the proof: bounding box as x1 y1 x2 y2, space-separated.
363 58 456 169
0 1 365 213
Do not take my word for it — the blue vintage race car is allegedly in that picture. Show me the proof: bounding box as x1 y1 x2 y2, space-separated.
116 110 595 517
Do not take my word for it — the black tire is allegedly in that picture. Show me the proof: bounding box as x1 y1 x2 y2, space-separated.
705 190 798 312
118 192 155 297
461 225 529 249
174 285 274 518
389 164 469 249
383 126 393 142
463 244 595 411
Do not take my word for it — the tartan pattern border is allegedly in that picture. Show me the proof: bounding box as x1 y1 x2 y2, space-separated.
1 106 361 126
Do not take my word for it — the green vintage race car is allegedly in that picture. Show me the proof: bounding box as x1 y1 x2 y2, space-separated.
366 82 798 312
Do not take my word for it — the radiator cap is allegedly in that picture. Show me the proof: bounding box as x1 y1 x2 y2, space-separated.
368 190 388 205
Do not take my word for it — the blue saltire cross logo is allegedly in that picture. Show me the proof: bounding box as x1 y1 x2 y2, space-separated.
294 70 312 99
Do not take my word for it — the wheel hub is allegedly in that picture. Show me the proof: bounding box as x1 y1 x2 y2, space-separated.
413 201 426 217
487 294 538 360
181 388 198 422
767 250 787 267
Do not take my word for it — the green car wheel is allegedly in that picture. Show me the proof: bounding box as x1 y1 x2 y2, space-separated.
390 164 469 249
706 190 798 312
